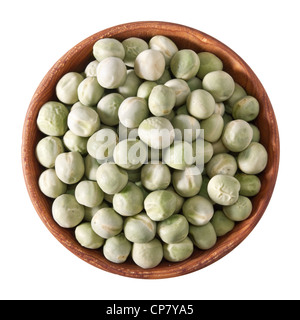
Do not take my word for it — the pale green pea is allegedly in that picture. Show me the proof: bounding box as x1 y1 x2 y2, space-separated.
223 195 252 221
84 154 100 181
222 119 253 152
75 180 104 208
103 233 132 264
192 139 213 164
206 153 237 178
63 130 88 154
132 239 163 269
163 237 194 262
87 128 118 162
75 222 104 249
157 214 189 244
52 194 85 228
172 114 201 142
214 102 225 116
97 93 124 126
202 70 235 102
124 213 156 243
84 60 99 77
55 151 85 184
56 72 84 105
234 173 261 197
138 117 175 150
91 207 123 239
37 101 69 136
113 182 144 216
117 69 143 98
186 89 215 120
225 82 247 113
197 52 223 79
113 139 148 170
122 37 149 67
144 190 177 221
93 38 125 62
137 81 157 100
148 84 176 116
96 57 127 89
162 140 195 170
118 97 149 128
141 162 171 191
210 210 235 236
232 95 260 122
207 174 240 206
189 222 217 250
170 49 200 80
149 35 178 67
96 162 128 195
172 166 202 197
77 76 104 107
67 105 100 137
187 77 202 91
237 142 268 174
38 168 67 198
182 195 214 226
134 49 165 81
35 136 64 168
250 123 260 142
201 113 224 143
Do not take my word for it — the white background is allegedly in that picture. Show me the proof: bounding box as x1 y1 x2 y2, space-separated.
1 0 299 300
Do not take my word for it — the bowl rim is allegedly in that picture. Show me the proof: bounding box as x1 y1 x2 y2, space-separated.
21 21 280 279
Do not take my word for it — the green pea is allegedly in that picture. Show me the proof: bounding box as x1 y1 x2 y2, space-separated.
189 222 217 250
232 95 260 122
210 210 235 236
234 173 261 197
144 190 177 221
223 195 252 221
103 233 132 264
157 214 189 244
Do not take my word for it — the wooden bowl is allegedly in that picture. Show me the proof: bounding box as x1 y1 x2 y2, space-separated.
21 21 280 279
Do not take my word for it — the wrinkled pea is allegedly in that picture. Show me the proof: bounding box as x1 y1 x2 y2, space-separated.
37 101 69 136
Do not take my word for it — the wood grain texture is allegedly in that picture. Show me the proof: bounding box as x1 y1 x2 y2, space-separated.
21 21 280 279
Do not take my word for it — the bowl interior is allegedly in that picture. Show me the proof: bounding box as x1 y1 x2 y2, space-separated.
22 21 279 279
